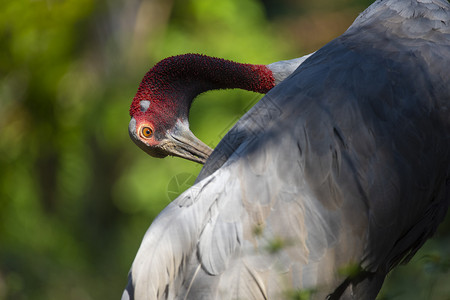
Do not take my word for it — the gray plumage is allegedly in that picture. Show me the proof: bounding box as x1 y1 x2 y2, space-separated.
123 0 450 299
267 53 314 85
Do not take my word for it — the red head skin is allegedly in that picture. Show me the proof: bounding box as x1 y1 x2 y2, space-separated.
129 53 276 162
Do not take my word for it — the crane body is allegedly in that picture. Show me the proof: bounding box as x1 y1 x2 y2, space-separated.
124 0 450 299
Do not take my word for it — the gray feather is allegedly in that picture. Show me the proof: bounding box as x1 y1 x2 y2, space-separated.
267 53 314 85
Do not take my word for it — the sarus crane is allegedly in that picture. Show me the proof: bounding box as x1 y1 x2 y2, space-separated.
123 0 450 299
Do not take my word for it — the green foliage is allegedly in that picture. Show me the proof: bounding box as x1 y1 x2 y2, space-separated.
0 0 449 299
378 237 450 300
265 236 295 255
283 288 315 300
337 262 363 280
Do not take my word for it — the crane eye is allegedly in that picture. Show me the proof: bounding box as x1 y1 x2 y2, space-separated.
141 126 153 138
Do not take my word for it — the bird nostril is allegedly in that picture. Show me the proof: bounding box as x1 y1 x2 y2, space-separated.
140 126 153 138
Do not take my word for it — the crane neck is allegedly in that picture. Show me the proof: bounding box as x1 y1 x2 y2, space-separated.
129 54 276 117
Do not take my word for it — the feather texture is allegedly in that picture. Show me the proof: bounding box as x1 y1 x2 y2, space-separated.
124 0 450 299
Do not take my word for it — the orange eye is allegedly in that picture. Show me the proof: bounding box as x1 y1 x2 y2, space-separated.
141 126 153 138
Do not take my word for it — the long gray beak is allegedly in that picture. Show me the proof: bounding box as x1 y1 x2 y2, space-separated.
165 120 213 164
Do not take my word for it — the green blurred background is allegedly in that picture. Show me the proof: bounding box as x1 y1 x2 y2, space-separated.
0 0 449 299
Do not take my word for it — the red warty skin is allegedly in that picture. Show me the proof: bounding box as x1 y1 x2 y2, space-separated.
130 54 275 129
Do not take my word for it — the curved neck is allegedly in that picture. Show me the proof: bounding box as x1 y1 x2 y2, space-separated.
130 54 275 117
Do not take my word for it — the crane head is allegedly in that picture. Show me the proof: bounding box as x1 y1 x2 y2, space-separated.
128 57 213 164
128 109 212 164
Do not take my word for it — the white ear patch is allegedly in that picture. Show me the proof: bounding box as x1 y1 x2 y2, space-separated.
140 100 151 112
